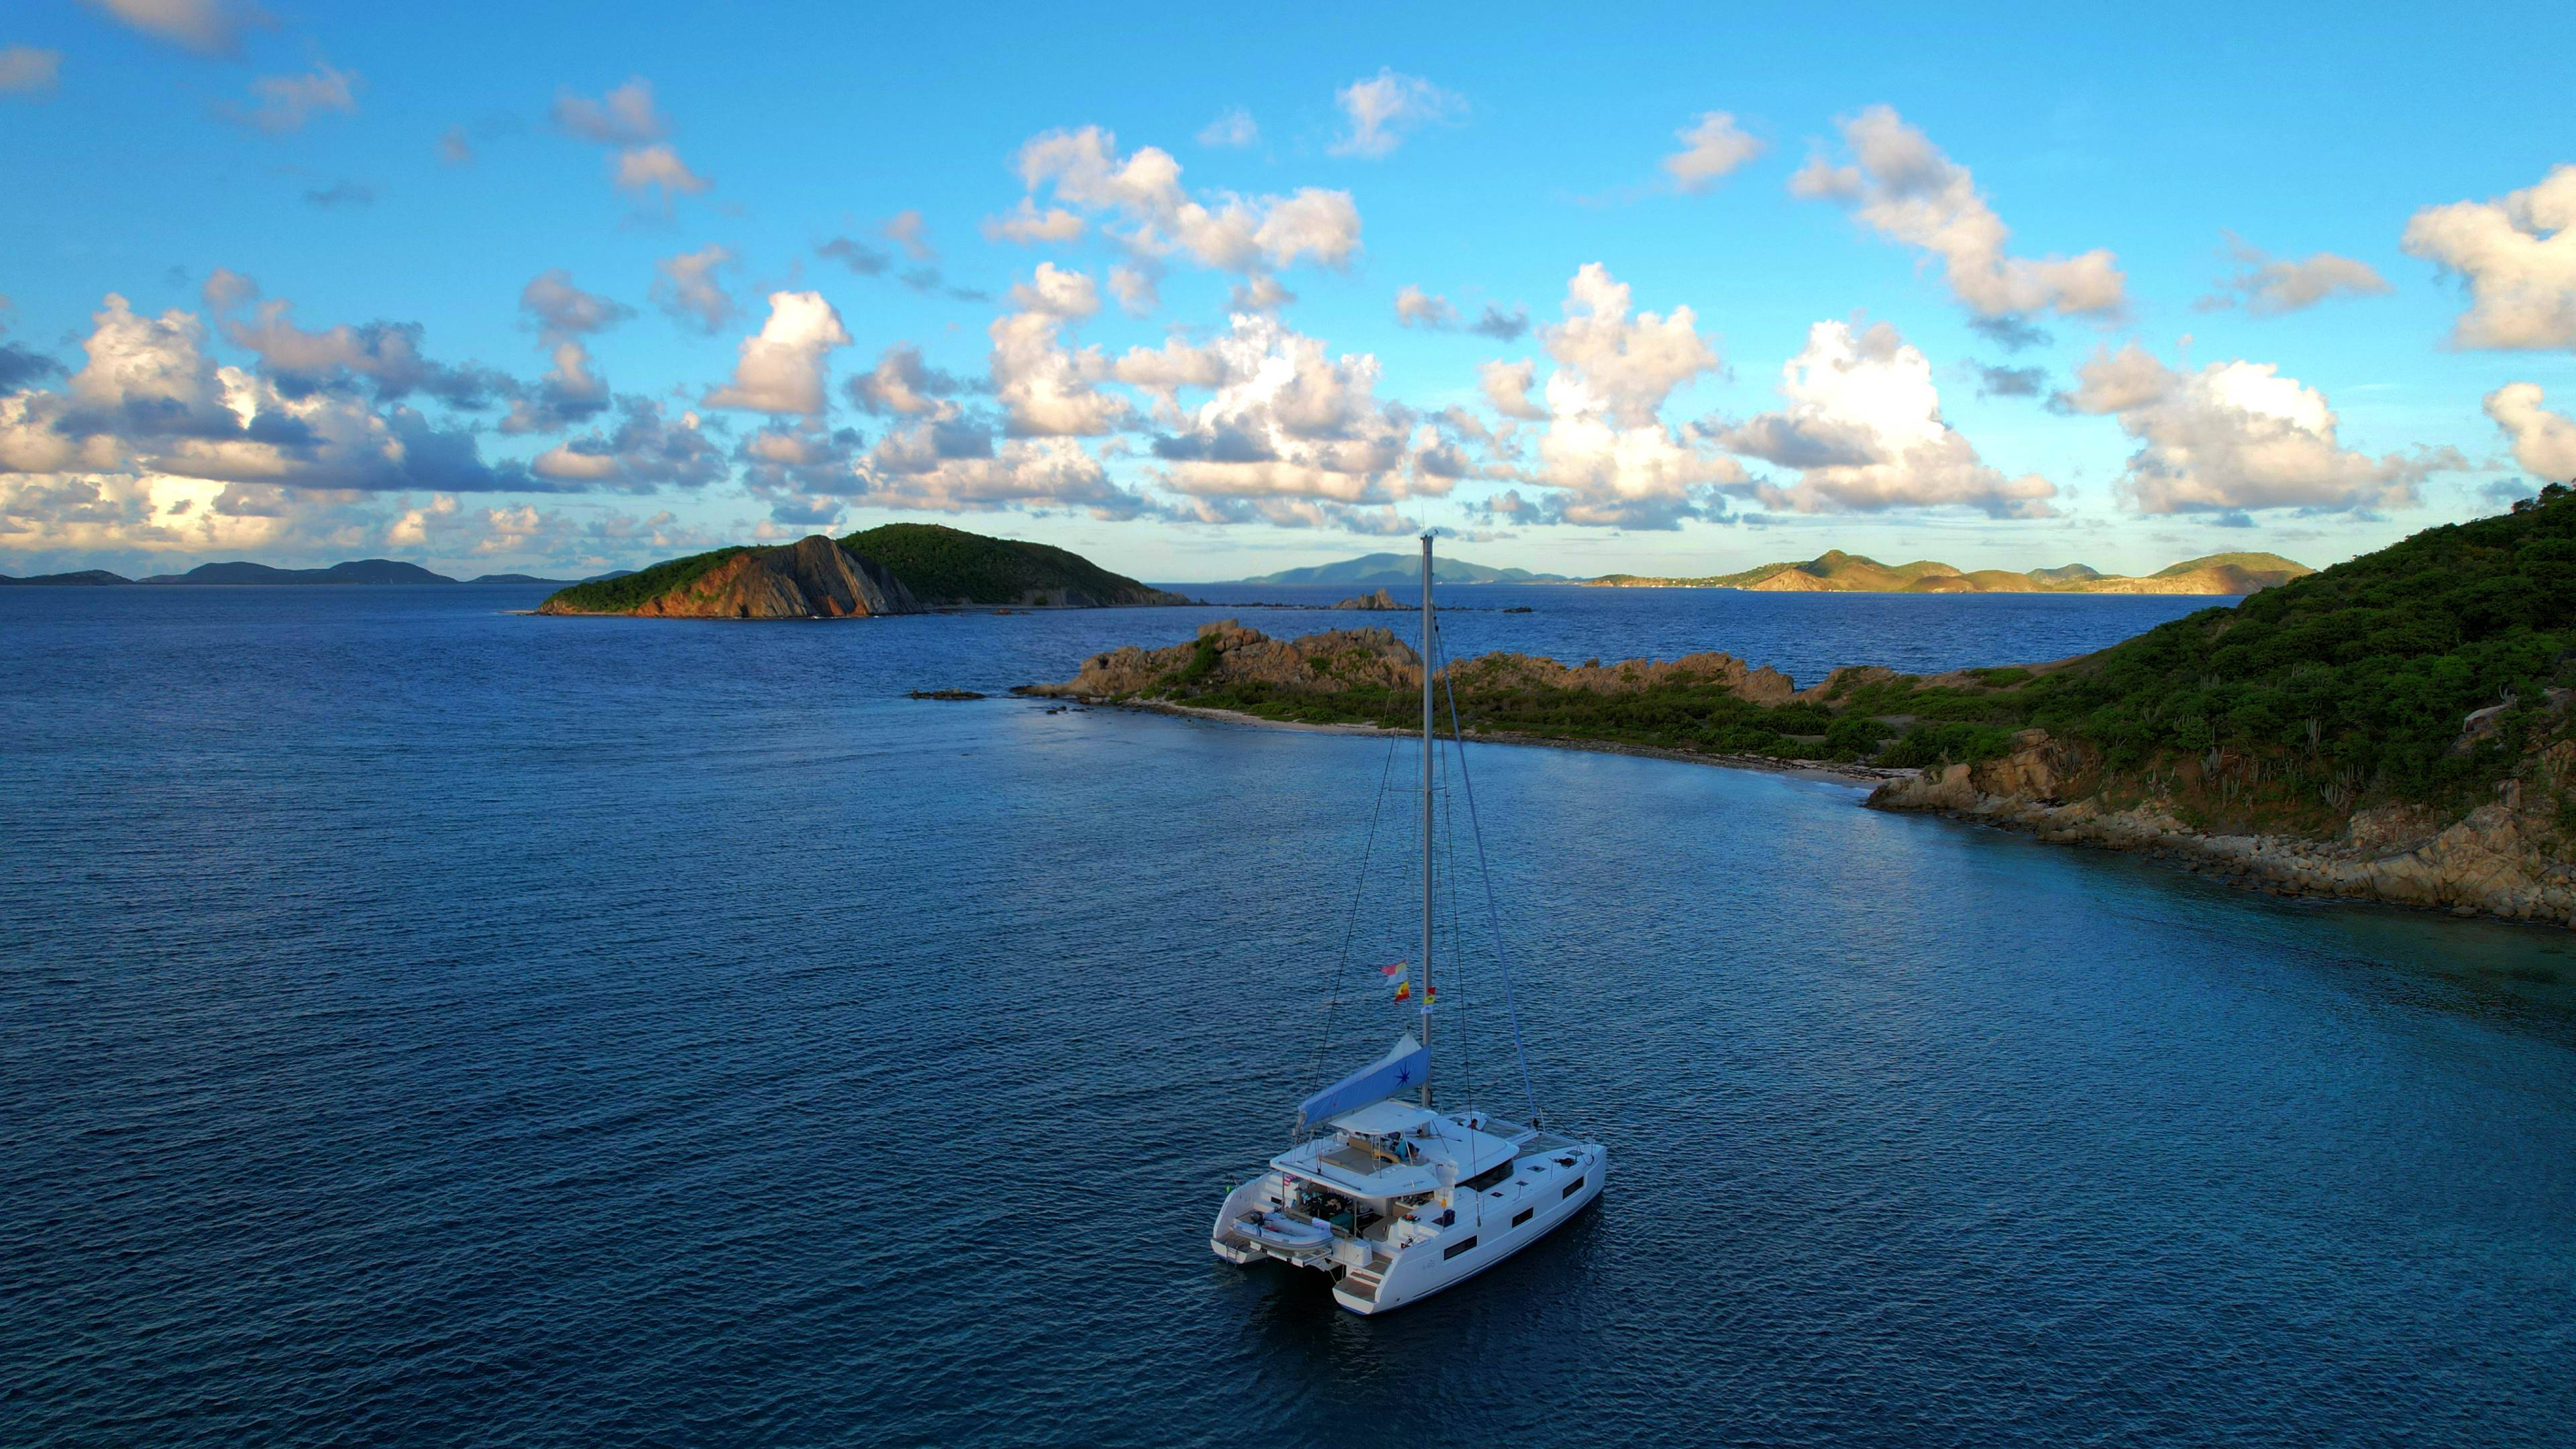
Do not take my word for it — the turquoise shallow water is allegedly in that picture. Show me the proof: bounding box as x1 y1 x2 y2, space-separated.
3 584 2571 1446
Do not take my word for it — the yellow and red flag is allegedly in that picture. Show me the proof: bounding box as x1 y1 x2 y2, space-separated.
1386 960 1411 1002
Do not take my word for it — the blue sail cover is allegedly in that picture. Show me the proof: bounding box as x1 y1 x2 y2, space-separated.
1295 1033 1429 1130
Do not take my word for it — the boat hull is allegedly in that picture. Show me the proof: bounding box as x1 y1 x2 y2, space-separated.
1212 1141 1606 1316
1338 1142 1604 1314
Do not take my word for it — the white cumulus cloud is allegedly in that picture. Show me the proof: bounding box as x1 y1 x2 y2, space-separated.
79 0 268 56
612 144 711 201
2197 235 2392 316
702 292 853 417
651 245 737 333
982 198 1086 245
1395 285 1457 329
1492 264 1735 529
1663 111 1764 193
2059 343 2462 514
1008 262 1100 319
1721 319 2055 518
2485 382 2576 480
1790 104 2125 322
2402 164 2576 351
1011 125 1360 280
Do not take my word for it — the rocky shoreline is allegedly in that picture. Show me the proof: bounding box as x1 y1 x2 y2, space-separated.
1867 729 2576 927
1030 687 2574 930
1012 688 1917 788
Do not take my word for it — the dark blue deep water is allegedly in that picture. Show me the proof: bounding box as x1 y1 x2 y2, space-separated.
5 584 2573 1447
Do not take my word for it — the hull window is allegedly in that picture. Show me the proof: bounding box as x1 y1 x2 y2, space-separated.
1511 1208 1533 1227
1442 1235 1480 1261
1562 1175 1586 1199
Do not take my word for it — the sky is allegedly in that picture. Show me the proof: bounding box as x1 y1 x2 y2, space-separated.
3 1 2573 583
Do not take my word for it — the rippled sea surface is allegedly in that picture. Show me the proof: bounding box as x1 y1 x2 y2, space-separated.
5 583 2572 1448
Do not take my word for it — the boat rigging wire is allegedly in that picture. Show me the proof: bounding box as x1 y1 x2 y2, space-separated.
1436 618 1543 1128
1303 731 1403 1119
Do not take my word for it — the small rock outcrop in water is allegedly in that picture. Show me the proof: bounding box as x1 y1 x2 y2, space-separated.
540 536 920 619
1334 588 1405 610
1866 728 2576 925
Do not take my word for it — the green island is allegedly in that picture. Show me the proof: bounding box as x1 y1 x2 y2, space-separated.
537 523 1187 618
1033 488 2576 924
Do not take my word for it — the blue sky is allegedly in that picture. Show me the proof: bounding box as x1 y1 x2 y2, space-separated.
3 0 2571 582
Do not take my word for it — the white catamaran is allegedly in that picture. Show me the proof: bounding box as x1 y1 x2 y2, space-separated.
1212 534 1606 1315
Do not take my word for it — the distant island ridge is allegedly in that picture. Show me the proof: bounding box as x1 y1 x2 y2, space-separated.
1214 549 2310 596
1589 549 2313 596
0 559 633 586
1230 553 1574 586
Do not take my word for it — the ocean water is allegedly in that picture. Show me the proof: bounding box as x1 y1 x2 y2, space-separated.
4 583 2572 1448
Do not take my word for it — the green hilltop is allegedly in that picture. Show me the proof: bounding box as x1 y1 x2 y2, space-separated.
839 523 1185 606
538 523 1185 615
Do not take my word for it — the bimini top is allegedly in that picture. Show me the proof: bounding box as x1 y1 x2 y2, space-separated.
1271 1104 1522 1199
1328 1098 1441 1137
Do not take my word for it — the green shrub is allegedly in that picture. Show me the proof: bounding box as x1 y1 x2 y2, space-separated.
1880 722 2017 769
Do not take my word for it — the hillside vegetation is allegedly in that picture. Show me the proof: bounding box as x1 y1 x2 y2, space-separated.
538 547 753 614
1050 493 2576 837
1841 488 2576 831
839 523 1185 606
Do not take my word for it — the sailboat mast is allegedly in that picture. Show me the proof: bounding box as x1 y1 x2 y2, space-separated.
1419 532 1434 1109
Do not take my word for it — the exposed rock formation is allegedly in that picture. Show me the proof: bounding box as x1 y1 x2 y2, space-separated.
1447 649 1797 704
1335 588 1405 610
1029 621 1421 698
541 536 920 619
1024 620 1797 706
1868 729 2576 926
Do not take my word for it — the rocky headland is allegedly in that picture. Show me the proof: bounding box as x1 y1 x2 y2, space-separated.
1030 487 2576 929
540 536 919 619
1867 724 2576 924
